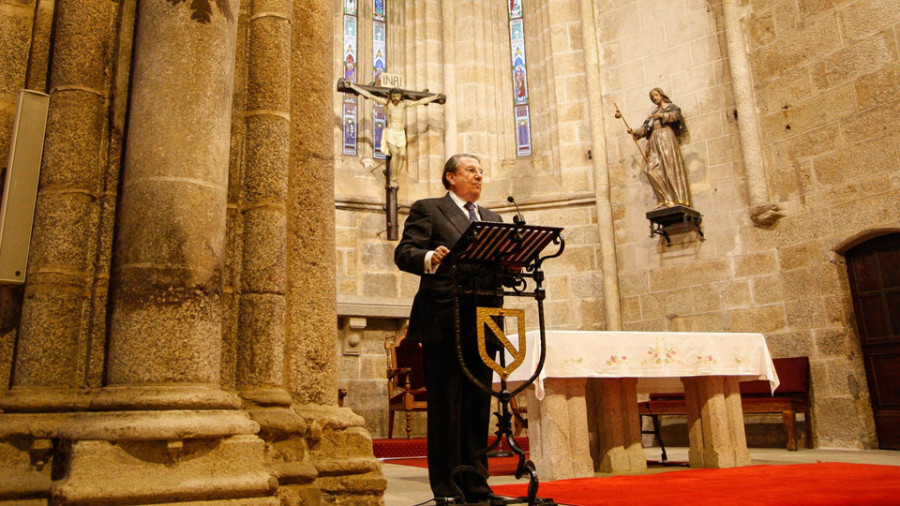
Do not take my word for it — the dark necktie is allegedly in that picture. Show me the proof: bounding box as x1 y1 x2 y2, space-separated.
464 202 478 222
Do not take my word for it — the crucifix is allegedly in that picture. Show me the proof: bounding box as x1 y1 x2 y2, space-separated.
336 78 446 240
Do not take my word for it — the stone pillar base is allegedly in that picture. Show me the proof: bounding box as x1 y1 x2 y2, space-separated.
587 378 647 474
295 404 387 504
0 387 95 413
1 385 243 413
526 378 594 481
683 376 751 468
242 387 294 407
52 435 277 504
0 407 278 505
243 398 323 505
0 439 52 504
0 394 390 504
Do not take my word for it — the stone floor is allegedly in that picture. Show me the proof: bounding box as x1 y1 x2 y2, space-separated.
381 446 900 505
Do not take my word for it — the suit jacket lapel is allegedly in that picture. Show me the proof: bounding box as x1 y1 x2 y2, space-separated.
438 193 471 237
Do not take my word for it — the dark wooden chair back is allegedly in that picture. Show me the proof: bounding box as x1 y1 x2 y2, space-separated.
393 336 426 391
739 356 810 398
386 329 428 438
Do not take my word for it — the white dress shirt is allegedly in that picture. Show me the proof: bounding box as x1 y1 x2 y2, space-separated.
423 191 479 274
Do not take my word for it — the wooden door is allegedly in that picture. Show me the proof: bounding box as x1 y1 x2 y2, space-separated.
847 233 900 450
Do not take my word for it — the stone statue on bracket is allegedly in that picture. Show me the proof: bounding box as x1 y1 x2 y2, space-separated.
627 88 692 210
616 89 703 244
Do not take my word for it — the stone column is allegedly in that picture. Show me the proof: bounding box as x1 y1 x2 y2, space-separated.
404 0 444 180
578 0 635 478
441 0 458 158
721 1 782 227
286 0 338 406
0 0 40 473
24 0 55 91
0 0 39 394
2 2 283 503
235 0 292 406
4 0 120 409
286 3 386 502
1 2 127 500
454 0 503 159
579 0 621 332
683 376 751 468
105 0 238 395
526 378 594 480
237 3 323 501
587 378 646 473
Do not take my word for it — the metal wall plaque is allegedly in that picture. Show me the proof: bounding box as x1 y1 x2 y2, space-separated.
0 90 50 284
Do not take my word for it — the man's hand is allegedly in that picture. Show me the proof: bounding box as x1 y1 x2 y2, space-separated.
430 245 450 267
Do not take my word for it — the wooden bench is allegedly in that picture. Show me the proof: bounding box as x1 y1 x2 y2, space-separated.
640 356 813 454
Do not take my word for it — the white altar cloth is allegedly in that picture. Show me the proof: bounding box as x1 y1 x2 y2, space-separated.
499 330 779 399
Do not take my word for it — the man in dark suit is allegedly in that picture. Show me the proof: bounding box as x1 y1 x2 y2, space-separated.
394 153 504 504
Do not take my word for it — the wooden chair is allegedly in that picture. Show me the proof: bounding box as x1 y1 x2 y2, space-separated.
640 356 813 453
386 329 428 439
736 356 813 451
510 394 528 437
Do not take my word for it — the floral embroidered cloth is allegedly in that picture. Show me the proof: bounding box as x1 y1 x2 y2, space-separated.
497 330 779 400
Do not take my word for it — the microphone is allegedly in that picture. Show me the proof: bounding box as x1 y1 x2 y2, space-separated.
507 195 525 225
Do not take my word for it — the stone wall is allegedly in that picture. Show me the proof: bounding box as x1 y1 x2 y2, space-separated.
600 0 755 341
744 0 900 447
597 0 898 448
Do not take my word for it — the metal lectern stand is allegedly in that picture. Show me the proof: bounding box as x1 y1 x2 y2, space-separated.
442 220 564 506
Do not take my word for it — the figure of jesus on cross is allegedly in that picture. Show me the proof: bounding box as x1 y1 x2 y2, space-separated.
344 81 443 188
337 78 445 239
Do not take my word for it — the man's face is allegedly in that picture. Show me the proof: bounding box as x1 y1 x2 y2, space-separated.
447 157 484 202
650 89 663 105
390 93 402 104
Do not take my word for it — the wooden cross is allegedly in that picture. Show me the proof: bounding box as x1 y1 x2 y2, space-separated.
337 78 446 240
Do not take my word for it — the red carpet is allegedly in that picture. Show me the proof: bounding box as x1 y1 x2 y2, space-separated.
373 437 429 458
491 462 900 505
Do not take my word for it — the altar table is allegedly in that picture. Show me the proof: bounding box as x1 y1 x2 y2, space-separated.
496 330 779 480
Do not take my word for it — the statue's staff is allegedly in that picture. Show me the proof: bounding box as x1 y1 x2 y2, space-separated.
614 102 649 164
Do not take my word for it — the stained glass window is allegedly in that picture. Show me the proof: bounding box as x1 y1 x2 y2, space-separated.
508 0 532 156
372 1 387 159
342 0 358 155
